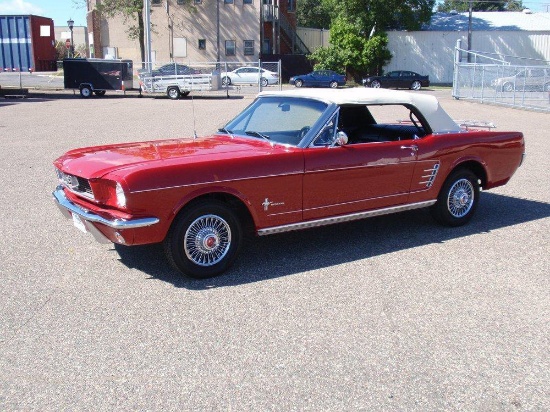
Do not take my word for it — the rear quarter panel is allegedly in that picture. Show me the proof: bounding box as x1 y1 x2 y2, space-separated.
409 130 524 204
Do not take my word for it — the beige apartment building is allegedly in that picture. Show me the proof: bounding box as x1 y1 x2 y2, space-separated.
86 0 303 65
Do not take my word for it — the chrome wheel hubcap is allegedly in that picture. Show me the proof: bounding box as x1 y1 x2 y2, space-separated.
448 179 474 218
184 215 231 266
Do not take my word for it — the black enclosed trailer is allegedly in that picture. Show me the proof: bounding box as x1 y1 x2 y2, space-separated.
63 58 134 98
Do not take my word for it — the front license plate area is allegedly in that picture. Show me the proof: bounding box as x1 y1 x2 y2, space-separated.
72 213 87 233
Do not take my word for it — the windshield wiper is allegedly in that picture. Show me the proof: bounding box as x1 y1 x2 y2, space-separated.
245 130 271 143
218 127 234 138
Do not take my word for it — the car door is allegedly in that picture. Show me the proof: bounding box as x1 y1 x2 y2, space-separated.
244 67 261 84
307 71 320 86
233 68 248 84
303 142 417 220
399 71 413 88
386 71 401 88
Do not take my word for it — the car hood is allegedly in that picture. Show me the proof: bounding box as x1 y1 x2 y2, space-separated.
54 135 278 180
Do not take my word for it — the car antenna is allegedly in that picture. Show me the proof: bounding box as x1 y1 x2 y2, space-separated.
192 94 198 139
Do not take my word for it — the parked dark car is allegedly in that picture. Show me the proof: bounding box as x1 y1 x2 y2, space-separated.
363 71 430 90
289 70 346 88
137 63 201 78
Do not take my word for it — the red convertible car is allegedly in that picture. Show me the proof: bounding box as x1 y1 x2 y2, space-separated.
53 88 525 278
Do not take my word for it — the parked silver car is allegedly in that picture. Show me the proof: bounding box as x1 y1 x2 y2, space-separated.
220 67 279 87
492 68 550 92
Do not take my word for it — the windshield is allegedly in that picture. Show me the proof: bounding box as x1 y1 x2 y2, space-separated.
222 96 328 146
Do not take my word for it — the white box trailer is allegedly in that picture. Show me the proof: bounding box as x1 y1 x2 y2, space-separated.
139 71 220 99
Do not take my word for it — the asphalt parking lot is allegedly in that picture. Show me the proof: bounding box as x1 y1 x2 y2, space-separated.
0 88 548 411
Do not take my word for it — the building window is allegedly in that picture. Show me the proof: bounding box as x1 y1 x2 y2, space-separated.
224 0 234 3
177 0 184 4
288 0 295 11
225 40 236 56
198 39 206 50
262 39 270 54
151 0 161 5
194 0 202 3
244 0 253 3
244 40 254 55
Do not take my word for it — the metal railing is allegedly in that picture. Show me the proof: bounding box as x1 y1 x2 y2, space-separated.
262 5 310 55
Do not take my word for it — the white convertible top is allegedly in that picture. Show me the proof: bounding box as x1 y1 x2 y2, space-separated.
258 88 461 134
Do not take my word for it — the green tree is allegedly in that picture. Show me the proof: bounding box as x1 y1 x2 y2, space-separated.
297 0 332 28
94 0 146 66
309 17 392 78
309 0 434 79
437 0 524 12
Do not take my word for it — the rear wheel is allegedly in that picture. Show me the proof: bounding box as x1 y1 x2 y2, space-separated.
222 76 231 86
410 80 421 91
260 77 268 87
163 200 243 279
431 169 480 227
294 79 303 88
370 80 381 88
167 87 180 100
329 81 338 88
80 85 92 98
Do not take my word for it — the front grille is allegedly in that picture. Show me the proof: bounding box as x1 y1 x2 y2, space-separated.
56 169 94 199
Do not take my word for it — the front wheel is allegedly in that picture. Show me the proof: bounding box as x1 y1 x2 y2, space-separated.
370 80 381 88
163 200 243 278
410 80 421 91
329 81 338 88
431 169 480 227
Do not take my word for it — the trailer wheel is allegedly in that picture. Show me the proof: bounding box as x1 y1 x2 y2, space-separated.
94 90 106 96
167 87 180 100
80 85 92 98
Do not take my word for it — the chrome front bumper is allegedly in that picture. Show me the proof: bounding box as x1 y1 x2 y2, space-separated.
53 186 160 243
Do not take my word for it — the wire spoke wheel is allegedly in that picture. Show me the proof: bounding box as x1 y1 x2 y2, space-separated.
447 178 474 218
431 169 479 227
184 214 231 267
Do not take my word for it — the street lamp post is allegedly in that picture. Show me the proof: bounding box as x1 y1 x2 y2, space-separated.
67 18 74 58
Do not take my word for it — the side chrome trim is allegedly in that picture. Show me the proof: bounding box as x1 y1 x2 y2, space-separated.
53 186 160 230
257 200 437 236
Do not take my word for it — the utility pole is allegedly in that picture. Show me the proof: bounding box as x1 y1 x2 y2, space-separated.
144 0 152 70
467 0 473 63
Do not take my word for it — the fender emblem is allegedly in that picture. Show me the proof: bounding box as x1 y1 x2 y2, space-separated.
262 198 285 211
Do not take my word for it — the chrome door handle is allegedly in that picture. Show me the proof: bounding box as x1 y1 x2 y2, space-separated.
401 145 418 153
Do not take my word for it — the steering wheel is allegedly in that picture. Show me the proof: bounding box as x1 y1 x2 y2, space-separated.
298 126 311 139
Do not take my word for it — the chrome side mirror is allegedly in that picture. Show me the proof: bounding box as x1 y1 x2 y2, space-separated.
335 131 348 146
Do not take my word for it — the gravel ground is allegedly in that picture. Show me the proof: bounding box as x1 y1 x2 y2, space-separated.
0 88 548 411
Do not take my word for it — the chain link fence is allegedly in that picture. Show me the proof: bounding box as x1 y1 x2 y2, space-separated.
453 47 550 112
137 60 282 99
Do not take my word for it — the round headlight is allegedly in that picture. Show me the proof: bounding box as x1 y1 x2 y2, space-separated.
115 182 126 208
